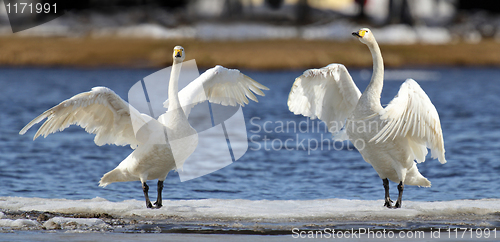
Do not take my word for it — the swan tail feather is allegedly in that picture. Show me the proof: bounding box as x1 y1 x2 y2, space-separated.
99 168 130 187
404 165 431 187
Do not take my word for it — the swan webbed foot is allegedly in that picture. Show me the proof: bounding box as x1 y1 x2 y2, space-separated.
152 180 164 209
153 202 162 209
142 182 154 209
143 180 164 209
384 200 393 208
393 201 401 208
382 178 393 208
384 181 404 209
393 181 404 209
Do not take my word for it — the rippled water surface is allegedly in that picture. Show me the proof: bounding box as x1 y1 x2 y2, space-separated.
1 67 499 202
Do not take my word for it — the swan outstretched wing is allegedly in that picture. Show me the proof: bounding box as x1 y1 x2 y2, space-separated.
163 65 269 116
20 87 150 148
371 79 446 164
287 64 361 138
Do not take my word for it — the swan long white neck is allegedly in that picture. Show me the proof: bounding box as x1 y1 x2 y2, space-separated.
359 40 384 112
168 59 182 111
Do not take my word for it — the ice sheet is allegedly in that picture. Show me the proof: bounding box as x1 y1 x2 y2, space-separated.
1 197 499 233
0 218 39 228
42 217 110 230
1 196 499 222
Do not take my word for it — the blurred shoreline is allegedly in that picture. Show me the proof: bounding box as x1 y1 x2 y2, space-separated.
1 0 500 70
0 36 499 70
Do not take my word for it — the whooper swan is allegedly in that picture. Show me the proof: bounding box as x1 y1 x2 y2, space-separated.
20 46 269 209
288 28 446 208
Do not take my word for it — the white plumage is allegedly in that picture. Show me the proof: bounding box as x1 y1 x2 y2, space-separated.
287 28 446 208
165 65 268 116
20 46 268 209
371 79 446 164
288 64 361 139
20 87 144 148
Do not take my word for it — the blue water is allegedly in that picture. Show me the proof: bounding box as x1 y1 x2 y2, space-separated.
1 67 500 203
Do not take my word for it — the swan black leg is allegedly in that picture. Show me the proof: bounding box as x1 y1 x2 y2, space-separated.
394 181 404 208
142 182 153 208
383 178 393 208
153 180 164 209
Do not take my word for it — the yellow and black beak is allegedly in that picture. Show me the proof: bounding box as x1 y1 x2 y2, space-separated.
174 49 182 58
352 30 366 38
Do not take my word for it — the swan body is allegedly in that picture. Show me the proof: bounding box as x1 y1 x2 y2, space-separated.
288 28 446 208
20 46 268 208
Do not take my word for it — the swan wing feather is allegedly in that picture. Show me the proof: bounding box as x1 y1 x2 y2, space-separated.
371 79 446 164
20 87 149 148
287 64 361 139
163 65 268 116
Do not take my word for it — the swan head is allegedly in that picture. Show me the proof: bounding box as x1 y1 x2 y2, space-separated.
352 28 375 45
173 46 185 61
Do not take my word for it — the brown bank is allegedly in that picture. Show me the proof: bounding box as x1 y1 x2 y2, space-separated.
0 37 499 69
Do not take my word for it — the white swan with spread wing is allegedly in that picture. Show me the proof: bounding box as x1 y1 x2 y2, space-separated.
288 28 446 208
20 46 269 209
